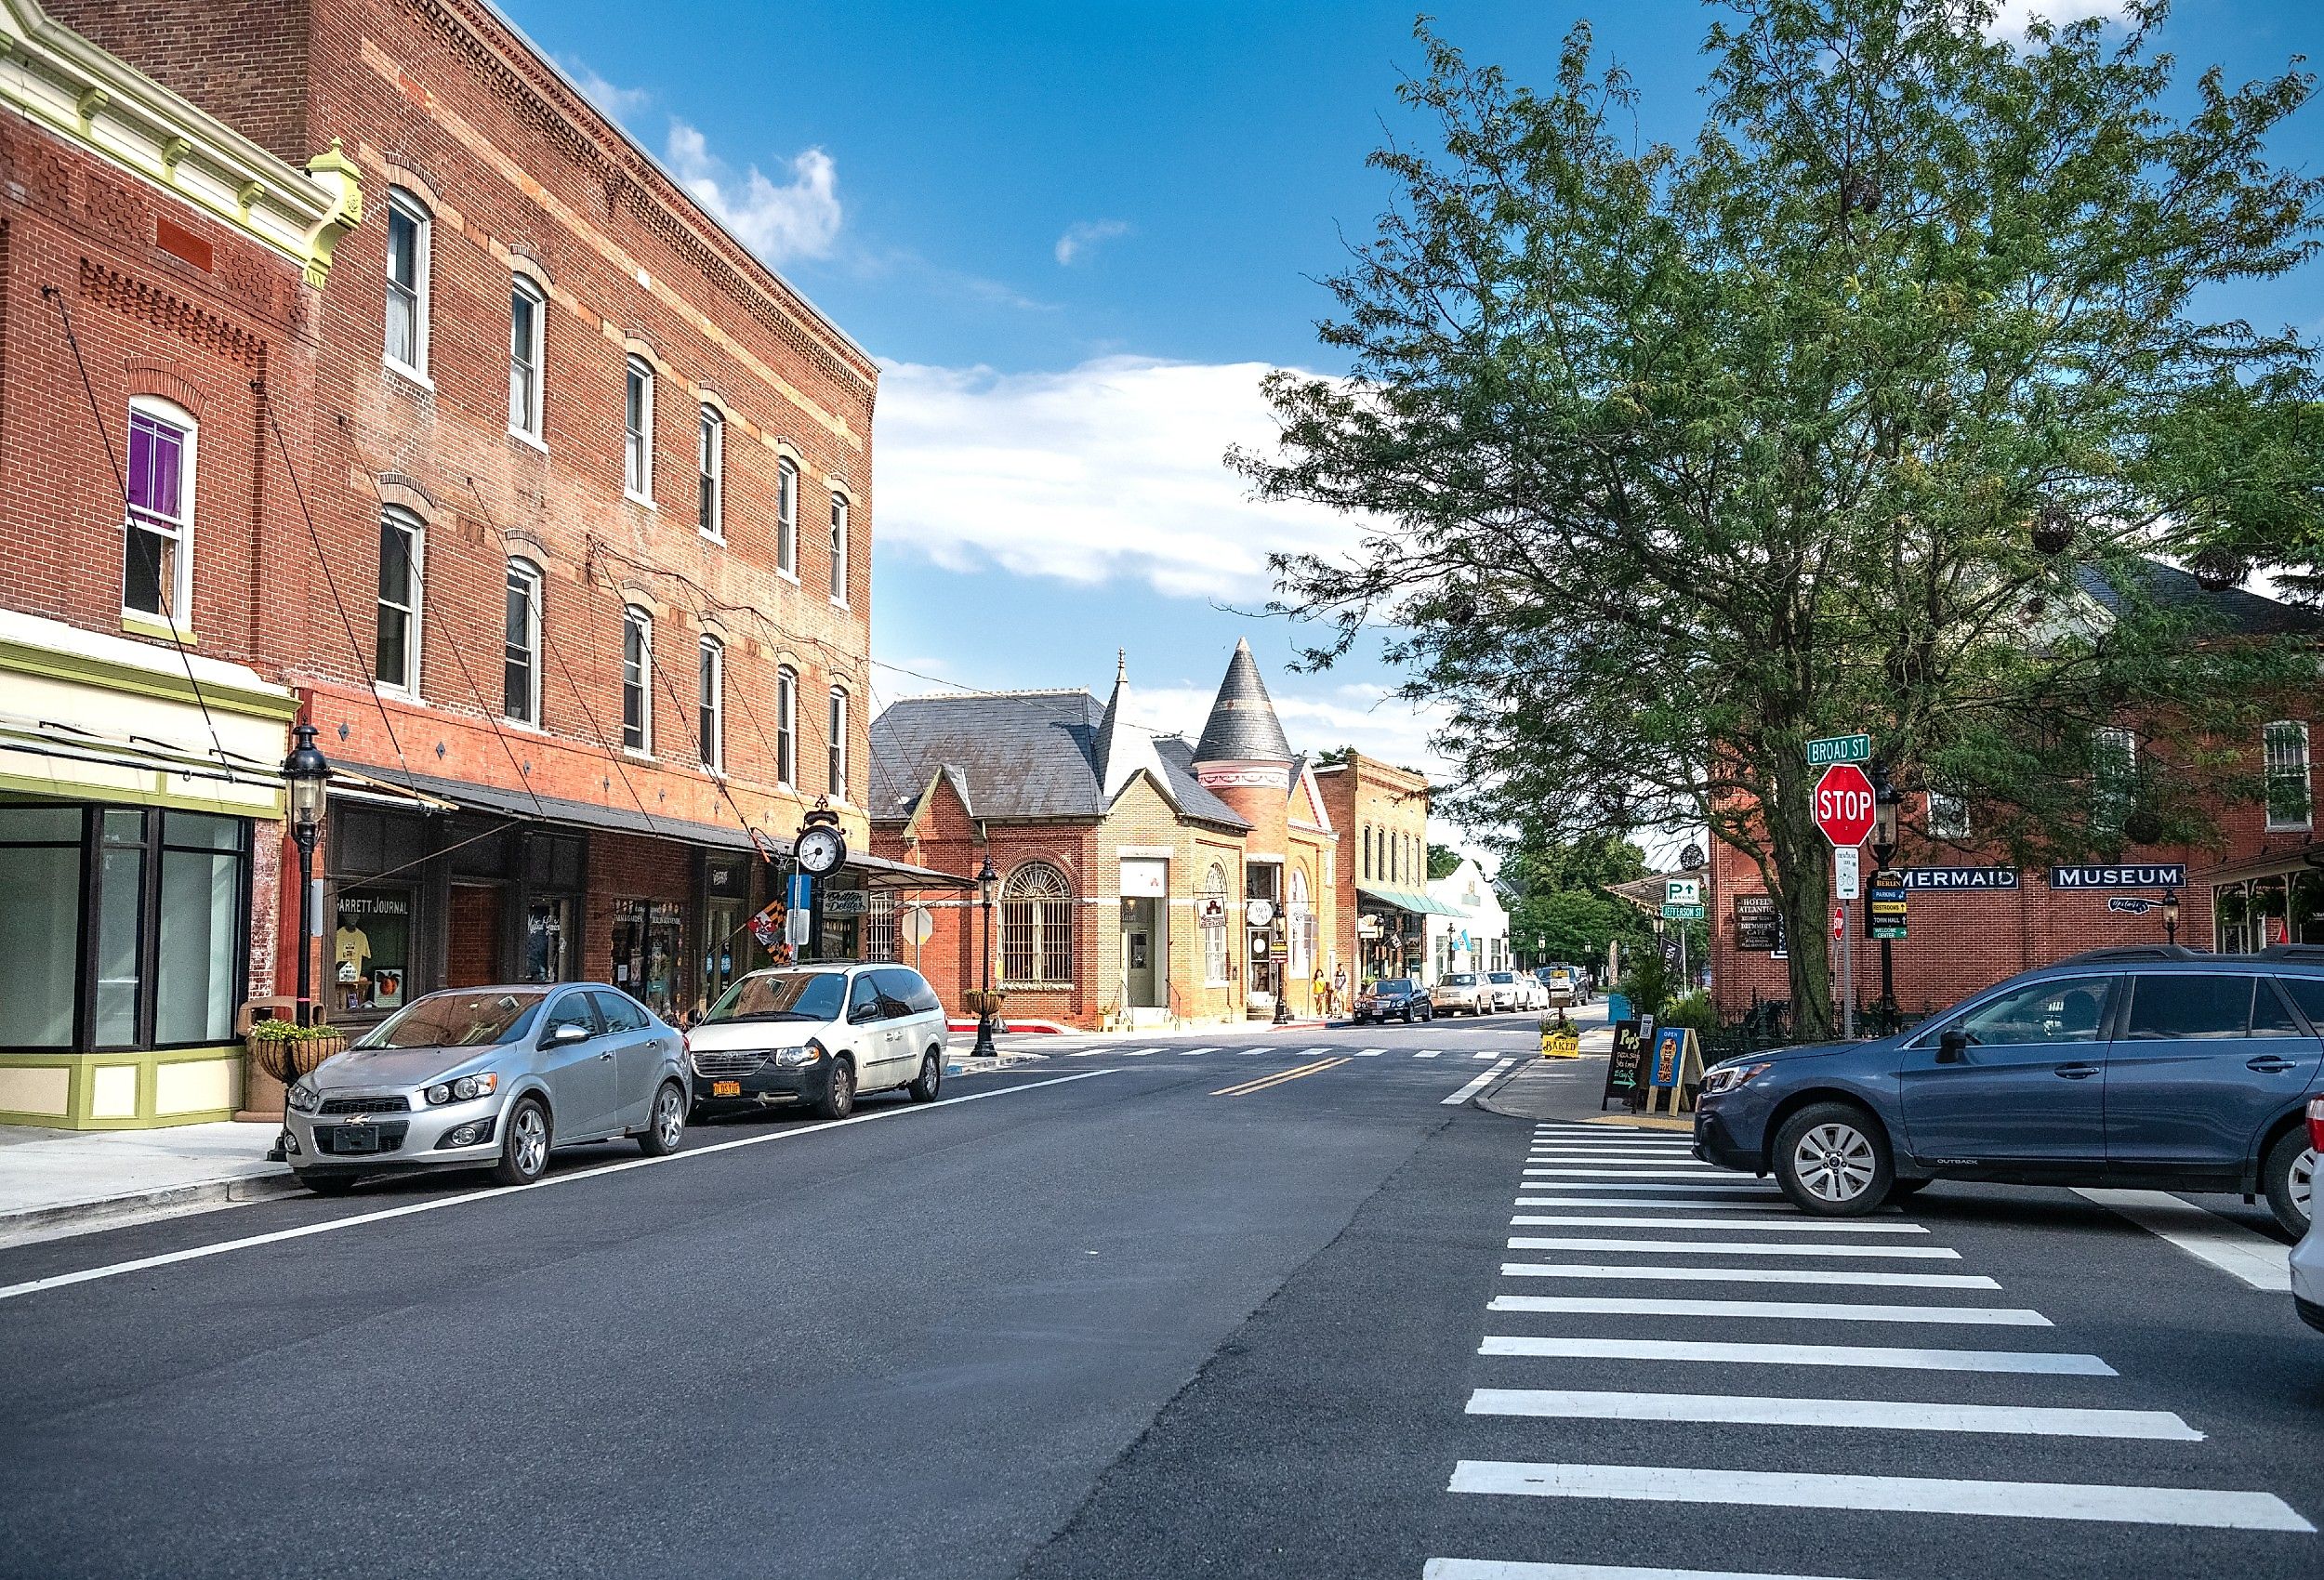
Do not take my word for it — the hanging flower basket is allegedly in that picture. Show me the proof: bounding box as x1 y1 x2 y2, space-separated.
961 989 1009 1019
244 1020 350 1084
2256 885 2290 920
2217 890 2248 927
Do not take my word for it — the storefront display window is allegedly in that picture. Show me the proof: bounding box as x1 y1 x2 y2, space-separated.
336 888 414 1012
0 802 248 1051
524 895 572 983
614 899 684 1019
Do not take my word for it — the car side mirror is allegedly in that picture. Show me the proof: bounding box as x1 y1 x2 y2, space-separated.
546 1022 590 1047
1936 1028 1969 1064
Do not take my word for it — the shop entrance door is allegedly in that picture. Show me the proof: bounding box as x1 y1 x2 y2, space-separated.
1122 897 1161 1007
612 900 684 1020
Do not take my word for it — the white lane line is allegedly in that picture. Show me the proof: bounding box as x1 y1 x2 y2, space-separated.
1425 1560 1861 1580
1070 1047 1107 1057
1355 1048 1385 1057
1515 1182 1781 1195
1239 1047 1272 1056
1509 1237 1959 1260
1466 1388 2199 1441
1416 1050 1444 1059
1179 1047 1220 1057
1446 1461 2311 1532
1478 1335 2112 1376
2074 1188 2293 1293
1121 1047 1159 1057
1489 1295 2050 1325
1515 1198 1843 1211
1501 1263 1993 1289
1525 1168 1730 1179
1512 1216 1927 1234
0 1069 1124 1305
1444 1060 1518 1105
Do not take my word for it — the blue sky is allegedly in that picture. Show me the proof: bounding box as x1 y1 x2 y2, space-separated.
504 0 2324 845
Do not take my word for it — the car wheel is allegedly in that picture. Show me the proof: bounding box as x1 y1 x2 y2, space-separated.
2261 1126 2315 1237
907 1050 942 1103
301 1172 358 1196
1772 1101 1893 1217
638 1081 686 1157
493 1097 551 1187
814 1057 857 1121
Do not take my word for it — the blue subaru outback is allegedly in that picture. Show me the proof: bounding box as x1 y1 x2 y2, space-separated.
1694 945 2324 1230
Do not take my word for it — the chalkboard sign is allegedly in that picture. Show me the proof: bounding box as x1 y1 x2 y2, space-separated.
1602 1020 1647 1110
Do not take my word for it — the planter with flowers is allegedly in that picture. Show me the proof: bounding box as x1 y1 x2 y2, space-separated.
239 1019 350 1120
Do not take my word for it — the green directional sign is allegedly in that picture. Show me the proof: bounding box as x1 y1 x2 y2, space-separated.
1807 733 1872 767
1661 902 1705 920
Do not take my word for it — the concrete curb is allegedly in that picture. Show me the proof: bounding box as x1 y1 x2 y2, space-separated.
0 1170 303 1247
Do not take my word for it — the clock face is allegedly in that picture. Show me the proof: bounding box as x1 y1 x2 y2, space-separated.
797 825 847 876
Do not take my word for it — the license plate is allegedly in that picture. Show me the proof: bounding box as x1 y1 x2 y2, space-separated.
712 1080 741 1098
336 1126 379 1153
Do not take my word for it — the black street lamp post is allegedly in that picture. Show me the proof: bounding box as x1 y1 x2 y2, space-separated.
971 855 999 1060
1869 762 1901 1034
2162 888 2180 946
282 722 333 1028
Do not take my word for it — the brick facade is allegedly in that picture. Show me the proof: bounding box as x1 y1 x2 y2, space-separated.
1314 753 1433 984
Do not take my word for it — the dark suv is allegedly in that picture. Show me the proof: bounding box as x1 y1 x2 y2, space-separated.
1695 945 2323 1230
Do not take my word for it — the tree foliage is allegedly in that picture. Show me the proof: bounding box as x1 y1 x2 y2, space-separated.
1237 0 2324 1036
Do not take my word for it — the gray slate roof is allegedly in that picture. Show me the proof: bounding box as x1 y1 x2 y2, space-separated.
1194 639 1295 764
871 691 1248 829
2074 560 2324 638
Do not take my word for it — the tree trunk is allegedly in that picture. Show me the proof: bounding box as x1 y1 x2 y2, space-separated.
1764 757 1837 1042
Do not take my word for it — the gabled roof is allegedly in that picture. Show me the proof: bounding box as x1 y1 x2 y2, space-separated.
1093 651 1168 801
2073 560 2324 638
1194 639 1294 764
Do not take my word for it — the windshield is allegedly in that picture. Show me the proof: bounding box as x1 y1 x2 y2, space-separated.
1446 974 1476 985
1373 979 1413 994
704 970 848 1024
1489 973 1514 983
354 990 544 1049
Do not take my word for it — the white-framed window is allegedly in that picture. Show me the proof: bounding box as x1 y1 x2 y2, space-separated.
697 405 724 540
776 457 799 576
503 559 543 725
1200 862 1230 985
776 665 798 788
375 507 423 693
1288 865 1314 979
864 890 898 962
2265 720 2313 832
2093 726 2136 830
698 636 724 773
1926 787 1969 842
829 491 849 604
1002 861 1074 985
620 606 652 754
827 686 848 797
624 354 654 500
123 396 195 622
384 189 429 378
508 275 544 440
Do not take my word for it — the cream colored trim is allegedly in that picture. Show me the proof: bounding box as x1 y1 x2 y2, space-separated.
0 2 362 285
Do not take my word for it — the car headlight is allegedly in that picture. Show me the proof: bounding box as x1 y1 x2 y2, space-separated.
1700 1061 1773 1097
772 1043 823 1068
424 1073 500 1105
287 1078 321 1114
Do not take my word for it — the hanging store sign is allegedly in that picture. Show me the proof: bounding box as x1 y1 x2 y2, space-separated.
2049 864 2186 889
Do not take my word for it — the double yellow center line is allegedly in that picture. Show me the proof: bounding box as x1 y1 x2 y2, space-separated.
1212 1056 1349 1098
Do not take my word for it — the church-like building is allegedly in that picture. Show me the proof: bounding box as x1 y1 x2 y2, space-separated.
868 641 1342 1029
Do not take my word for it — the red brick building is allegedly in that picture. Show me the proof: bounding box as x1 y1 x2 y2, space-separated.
1 0 960 1130
1710 566 2324 1025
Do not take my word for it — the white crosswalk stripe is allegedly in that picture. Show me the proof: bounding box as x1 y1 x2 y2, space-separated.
1466 1387 2199 1440
1487 1294 2050 1324
1478 1335 2113 1376
1509 1215 1928 1233
1513 1198 1870 1212
1425 1561 1861 1580
1499 1263 1997 1288
1180 1047 1219 1056
1523 1168 1728 1179
1122 1047 1159 1057
1356 1048 1385 1057
1507 1237 1961 1259
1416 1050 1443 1059
1512 1182 1781 1194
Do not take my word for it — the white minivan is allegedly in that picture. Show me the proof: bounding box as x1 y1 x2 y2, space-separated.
686 964 949 1121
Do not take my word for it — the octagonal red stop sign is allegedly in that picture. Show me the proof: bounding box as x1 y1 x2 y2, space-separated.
1814 762 1877 848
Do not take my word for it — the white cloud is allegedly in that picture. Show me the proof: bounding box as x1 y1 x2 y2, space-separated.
666 121 842 265
873 356 1367 602
561 59 651 121
1985 0 2132 36
1055 218 1132 266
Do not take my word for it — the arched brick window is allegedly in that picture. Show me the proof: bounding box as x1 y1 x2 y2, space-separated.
1001 861 1073 986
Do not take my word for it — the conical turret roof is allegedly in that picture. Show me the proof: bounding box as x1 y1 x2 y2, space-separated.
1194 639 1294 764
1093 649 1166 799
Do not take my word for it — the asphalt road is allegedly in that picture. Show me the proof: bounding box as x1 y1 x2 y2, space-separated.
2 1011 2317 1580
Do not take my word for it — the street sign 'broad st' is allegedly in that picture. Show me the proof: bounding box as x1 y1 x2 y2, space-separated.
1807 732 1872 767
1814 762 1877 848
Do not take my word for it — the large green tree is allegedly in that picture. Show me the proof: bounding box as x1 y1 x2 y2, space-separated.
1239 0 2324 1037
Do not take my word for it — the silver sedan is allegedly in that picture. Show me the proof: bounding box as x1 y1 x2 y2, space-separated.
284 983 688 1193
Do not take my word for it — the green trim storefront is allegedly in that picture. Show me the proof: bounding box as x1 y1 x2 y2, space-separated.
0 611 297 1128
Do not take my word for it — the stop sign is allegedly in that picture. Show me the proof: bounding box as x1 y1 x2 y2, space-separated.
1814 762 1877 848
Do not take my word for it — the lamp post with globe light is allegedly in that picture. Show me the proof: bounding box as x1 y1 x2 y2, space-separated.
1869 763 1901 1033
281 723 332 1028
971 855 999 1060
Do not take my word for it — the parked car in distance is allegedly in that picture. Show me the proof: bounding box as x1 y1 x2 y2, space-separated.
2293 1095 2324 1333
1538 967 1577 1008
687 964 948 1122
1486 971 1524 1012
1694 947 2323 1228
1356 978 1435 1024
1509 972 1547 1012
285 983 687 1193
1437 972 1489 1015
